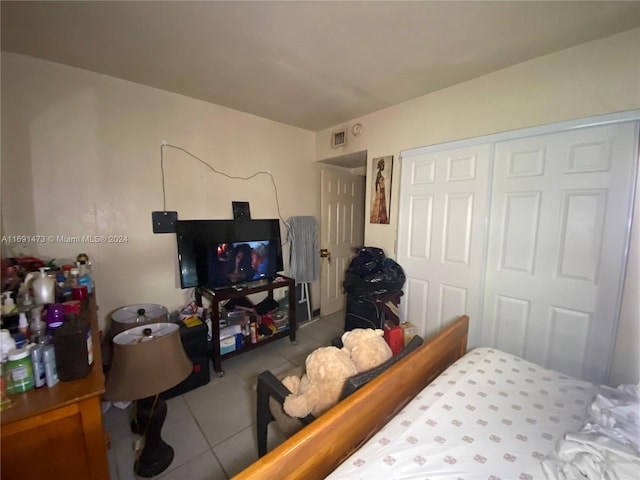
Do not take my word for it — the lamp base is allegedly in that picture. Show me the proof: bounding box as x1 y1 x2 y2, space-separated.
130 396 175 478
135 440 174 478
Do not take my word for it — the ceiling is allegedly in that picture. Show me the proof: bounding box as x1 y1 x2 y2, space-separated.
2 1 640 132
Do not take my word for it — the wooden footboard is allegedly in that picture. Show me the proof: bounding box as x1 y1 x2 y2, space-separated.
233 315 469 480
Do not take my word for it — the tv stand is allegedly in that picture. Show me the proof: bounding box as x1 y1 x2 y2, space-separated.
195 275 296 376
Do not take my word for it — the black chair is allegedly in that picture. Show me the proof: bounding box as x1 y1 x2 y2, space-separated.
256 335 424 457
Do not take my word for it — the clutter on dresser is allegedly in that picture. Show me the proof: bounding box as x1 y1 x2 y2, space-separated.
0 253 97 406
1 255 108 480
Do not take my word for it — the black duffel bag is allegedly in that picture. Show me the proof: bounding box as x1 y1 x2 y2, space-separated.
343 247 406 297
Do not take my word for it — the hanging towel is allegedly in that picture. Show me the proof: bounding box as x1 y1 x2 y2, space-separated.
287 216 318 284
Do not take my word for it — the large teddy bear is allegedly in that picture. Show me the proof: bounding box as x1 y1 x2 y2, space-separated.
282 328 392 418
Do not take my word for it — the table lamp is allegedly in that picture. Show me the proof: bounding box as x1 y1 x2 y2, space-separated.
103 303 169 369
105 322 192 477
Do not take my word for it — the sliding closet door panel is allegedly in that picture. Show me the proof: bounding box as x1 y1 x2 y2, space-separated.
493 295 529 355
405 277 429 331
483 122 638 383
398 145 490 343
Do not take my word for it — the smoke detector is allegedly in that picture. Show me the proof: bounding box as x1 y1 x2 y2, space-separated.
331 129 347 148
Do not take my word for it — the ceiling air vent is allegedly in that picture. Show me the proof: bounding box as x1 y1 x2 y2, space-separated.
331 129 347 148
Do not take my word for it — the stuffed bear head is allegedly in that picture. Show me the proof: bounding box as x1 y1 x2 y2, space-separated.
341 328 393 372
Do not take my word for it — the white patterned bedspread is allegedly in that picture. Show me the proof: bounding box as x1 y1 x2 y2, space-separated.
326 347 602 480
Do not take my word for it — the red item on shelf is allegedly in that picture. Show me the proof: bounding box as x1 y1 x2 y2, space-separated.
383 321 404 356
62 300 81 315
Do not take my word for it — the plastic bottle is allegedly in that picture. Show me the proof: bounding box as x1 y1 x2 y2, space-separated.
6 348 34 393
69 268 80 288
20 291 33 309
45 303 65 337
42 345 59 387
12 332 27 349
29 307 49 344
86 322 94 366
32 267 55 305
249 315 258 344
2 292 17 316
76 259 93 292
29 344 46 388
0 330 16 361
31 322 49 345
18 312 29 337
0 361 12 411
1 266 20 294
78 272 93 294
56 273 72 303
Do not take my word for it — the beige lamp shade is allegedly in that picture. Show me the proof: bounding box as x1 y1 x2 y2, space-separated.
103 304 170 368
108 303 169 338
105 322 192 401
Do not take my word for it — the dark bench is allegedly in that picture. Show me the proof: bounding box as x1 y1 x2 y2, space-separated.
256 334 424 457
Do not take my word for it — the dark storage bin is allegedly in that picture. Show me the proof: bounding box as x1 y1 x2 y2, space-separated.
344 291 403 332
345 296 384 330
160 354 210 399
160 318 210 399
54 315 92 381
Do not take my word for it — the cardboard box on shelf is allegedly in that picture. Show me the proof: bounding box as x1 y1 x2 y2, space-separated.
400 321 418 347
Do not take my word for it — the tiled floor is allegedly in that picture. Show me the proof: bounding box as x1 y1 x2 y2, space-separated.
103 311 345 480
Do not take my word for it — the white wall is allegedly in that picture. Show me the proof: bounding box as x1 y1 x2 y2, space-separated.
314 28 640 386
1 53 318 331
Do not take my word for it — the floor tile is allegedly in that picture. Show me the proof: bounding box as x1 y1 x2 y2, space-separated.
103 403 138 480
299 317 345 345
213 425 259 478
276 328 325 365
219 340 292 384
185 379 254 447
163 396 211 469
158 450 227 480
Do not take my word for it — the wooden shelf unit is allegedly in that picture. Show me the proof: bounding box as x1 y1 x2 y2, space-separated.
195 275 297 375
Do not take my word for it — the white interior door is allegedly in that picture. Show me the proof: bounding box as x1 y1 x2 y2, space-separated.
320 168 365 317
482 122 638 384
397 144 490 343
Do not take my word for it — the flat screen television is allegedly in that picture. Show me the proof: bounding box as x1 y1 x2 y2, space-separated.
175 219 284 290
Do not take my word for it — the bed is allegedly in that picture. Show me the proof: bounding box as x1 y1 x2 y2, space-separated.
232 315 639 480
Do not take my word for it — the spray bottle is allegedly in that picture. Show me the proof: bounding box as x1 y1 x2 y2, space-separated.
32 268 55 305
2 292 17 316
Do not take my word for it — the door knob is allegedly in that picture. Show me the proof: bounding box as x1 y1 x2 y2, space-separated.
320 249 331 264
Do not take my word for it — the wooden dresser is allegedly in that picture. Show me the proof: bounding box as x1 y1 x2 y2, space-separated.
1 292 110 480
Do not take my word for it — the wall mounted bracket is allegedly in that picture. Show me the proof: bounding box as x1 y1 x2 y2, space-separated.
152 211 178 233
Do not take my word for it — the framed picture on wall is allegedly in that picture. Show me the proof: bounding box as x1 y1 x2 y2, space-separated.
369 155 393 224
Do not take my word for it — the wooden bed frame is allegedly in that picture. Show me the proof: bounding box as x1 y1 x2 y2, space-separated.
233 314 469 480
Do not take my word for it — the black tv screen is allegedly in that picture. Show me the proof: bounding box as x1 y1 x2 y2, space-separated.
176 219 284 290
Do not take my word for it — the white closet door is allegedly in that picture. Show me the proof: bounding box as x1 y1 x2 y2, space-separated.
397 145 490 344
483 122 638 384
